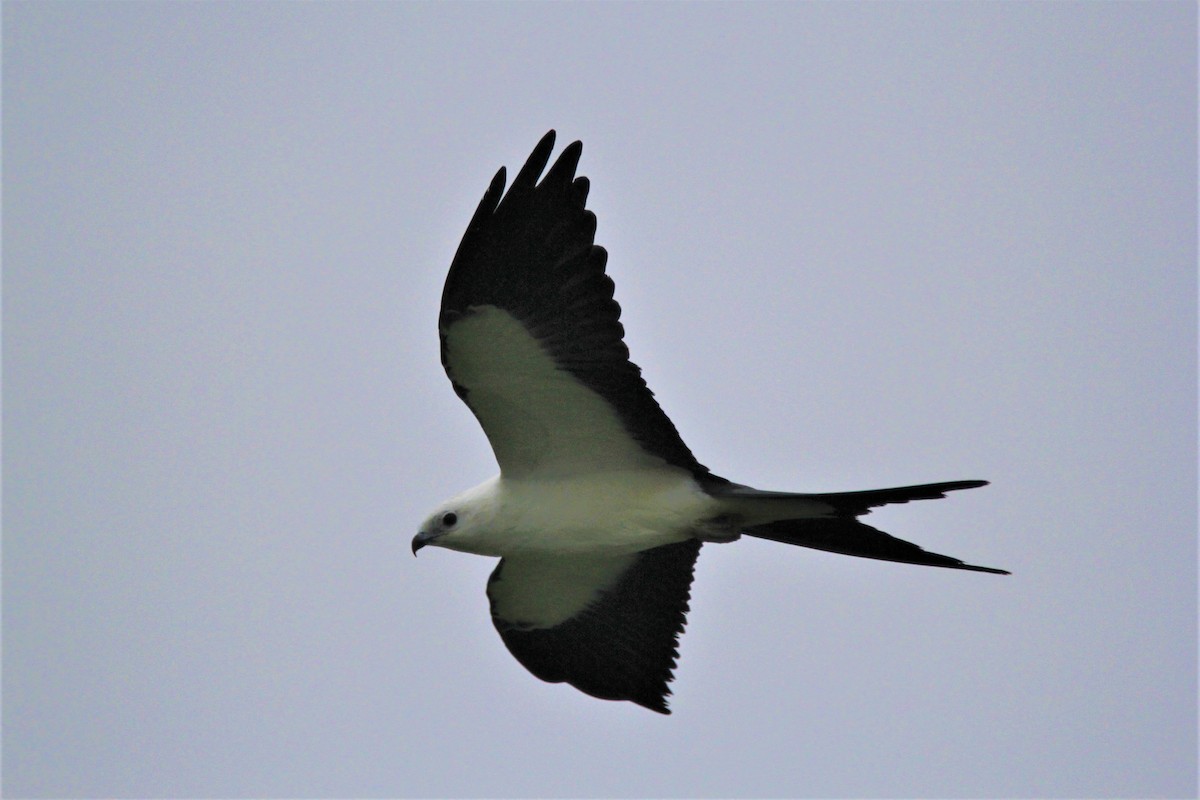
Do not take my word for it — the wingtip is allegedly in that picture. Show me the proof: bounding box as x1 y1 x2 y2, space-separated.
634 691 673 715
508 131 560 193
536 128 579 150
533 129 557 160
561 138 583 158
488 165 506 192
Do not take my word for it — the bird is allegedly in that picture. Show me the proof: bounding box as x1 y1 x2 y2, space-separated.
413 131 1008 714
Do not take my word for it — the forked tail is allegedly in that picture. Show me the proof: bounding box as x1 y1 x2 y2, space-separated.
710 479 1009 574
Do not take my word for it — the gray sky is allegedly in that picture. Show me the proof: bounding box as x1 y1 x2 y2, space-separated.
4 3 1195 798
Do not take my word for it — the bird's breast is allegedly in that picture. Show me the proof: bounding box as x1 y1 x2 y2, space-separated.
491 469 716 556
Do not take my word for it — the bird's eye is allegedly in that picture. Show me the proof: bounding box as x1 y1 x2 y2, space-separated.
441 512 458 528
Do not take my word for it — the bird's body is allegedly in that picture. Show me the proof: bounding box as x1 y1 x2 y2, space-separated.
428 469 711 558
414 131 1008 713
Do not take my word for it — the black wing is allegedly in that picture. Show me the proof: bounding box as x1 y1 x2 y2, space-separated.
487 540 703 714
440 131 716 480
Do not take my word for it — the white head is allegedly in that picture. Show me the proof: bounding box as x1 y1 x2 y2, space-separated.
412 477 501 556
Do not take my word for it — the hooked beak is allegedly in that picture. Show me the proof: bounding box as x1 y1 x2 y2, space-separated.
411 530 439 556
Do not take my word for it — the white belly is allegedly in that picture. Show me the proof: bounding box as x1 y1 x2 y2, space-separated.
463 468 718 556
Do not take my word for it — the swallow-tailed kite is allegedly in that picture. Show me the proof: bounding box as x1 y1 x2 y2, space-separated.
414 131 1008 714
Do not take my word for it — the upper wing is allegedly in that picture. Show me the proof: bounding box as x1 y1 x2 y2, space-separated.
440 131 714 480
487 540 702 714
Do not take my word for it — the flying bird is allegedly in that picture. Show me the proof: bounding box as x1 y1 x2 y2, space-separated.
414 131 1008 714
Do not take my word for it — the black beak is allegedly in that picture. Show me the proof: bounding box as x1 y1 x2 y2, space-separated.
411 530 437 556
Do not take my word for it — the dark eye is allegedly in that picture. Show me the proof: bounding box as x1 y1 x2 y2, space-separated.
441 512 457 528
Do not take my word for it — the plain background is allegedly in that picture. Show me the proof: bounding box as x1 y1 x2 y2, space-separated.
4 3 1196 798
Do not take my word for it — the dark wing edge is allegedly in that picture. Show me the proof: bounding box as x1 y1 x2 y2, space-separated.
439 130 718 481
487 539 703 714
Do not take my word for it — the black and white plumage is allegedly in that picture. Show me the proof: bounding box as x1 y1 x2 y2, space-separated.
413 131 1008 714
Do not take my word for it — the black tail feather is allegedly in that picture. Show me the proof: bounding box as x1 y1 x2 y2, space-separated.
734 480 1008 574
744 516 1009 575
801 479 989 516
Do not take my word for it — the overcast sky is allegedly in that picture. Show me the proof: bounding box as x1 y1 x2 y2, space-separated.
4 3 1196 798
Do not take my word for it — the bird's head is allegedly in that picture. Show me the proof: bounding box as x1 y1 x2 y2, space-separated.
413 478 501 556
412 507 462 554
